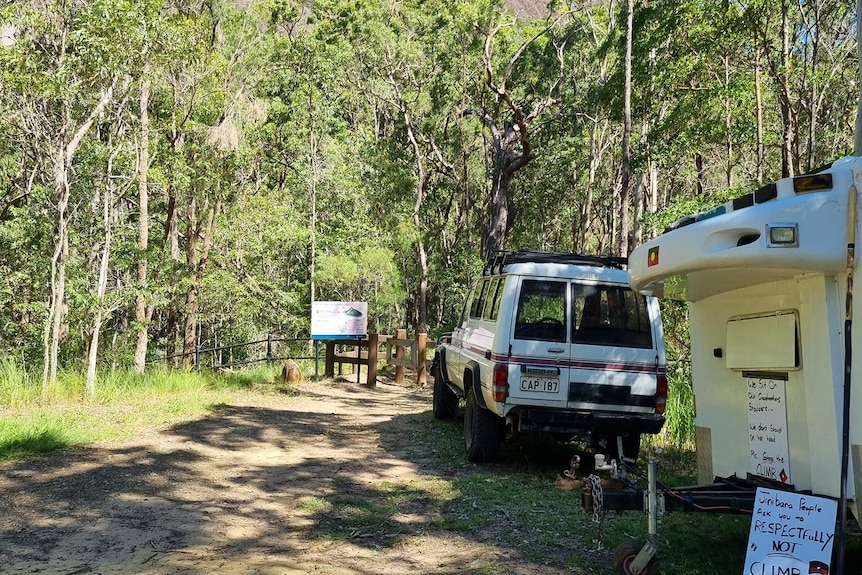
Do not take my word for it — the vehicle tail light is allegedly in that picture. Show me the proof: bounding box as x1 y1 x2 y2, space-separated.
493 363 509 402
655 374 668 414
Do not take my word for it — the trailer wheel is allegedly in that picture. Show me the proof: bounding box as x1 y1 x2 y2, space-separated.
464 389 503 462
611 540 659 575
432 361 458 419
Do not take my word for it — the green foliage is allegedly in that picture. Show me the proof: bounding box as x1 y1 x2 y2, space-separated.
0 0 857 387
0 362 282 461
640 185 747 238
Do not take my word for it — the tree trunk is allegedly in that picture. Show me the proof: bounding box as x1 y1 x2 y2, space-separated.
487 160 511 253
42 155 69 393
163 132 182 367
402 110 429 330
633 174 644 247
778 0 798 177
724 54 733 187
695 153 705 195
86 161 115 396
42 84 117 393
308 109 318 354
618 0 634 258
181 198 200 370
856 0 862 156
133 75 151 373
755 47 765 182
578 116 607 251
182 198 219 370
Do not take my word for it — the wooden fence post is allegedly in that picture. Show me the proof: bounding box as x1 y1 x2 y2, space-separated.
394 328 406 384
324 340 335 378
354 339 361 382
417 332 428 386
367 333 378 387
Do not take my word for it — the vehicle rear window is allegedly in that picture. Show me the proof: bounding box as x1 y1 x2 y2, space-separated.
514 280 567 342
572 284 653 348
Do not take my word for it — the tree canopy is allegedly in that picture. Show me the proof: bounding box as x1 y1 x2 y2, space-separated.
0 0 856 384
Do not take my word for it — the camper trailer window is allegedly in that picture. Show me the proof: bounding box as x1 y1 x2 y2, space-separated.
726 312 798 370
571 284 653 348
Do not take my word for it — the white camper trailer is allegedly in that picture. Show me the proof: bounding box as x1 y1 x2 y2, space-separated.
628 155 862 515
587 157 862 574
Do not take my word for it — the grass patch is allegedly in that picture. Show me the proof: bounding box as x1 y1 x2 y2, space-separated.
305 475 463 547
419 405 780 575
0 361 288 461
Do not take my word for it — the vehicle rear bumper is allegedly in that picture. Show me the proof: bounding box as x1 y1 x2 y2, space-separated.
515 407 665 437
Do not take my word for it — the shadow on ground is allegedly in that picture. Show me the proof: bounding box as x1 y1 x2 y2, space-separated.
0 380 598 575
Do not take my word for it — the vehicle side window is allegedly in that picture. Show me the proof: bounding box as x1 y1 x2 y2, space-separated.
469 280 486 318
572 284 653 348
457 296 469 328
482 278 501 320
513 280 566 342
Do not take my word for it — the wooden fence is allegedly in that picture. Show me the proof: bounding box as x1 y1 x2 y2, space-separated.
146 331 434 388
323 331 432 387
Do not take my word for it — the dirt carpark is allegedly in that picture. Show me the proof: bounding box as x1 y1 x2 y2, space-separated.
0 377 613 575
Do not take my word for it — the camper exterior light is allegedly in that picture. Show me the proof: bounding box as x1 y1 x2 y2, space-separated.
766 223 798 247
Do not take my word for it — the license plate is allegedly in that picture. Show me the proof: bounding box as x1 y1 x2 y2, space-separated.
520 377 559 393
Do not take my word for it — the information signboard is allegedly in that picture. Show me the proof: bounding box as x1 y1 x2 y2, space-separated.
311 301 368 340
744 487 836 575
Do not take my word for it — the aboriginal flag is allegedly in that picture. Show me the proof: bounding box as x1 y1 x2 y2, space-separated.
647 246 659 267
809 560 829 575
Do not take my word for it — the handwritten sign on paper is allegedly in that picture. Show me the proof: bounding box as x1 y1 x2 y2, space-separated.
745 487 836 575
748 376 791 484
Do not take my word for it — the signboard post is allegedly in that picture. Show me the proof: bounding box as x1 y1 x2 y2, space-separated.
747 375 791 484
744 487 837 575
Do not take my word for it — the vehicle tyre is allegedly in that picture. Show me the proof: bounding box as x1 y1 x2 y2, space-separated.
464 388 504 462
611 540 659 575
432 361 459 419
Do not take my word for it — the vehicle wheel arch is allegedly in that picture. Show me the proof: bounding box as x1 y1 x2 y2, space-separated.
463 361 488 409
434 347 452 385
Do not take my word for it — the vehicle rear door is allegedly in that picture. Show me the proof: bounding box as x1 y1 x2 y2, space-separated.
567 282 658 413
506 278 570 408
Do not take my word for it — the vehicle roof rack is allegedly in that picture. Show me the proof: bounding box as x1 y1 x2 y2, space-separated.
483 249 627 276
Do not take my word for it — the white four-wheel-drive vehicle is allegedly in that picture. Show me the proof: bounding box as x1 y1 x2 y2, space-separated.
431 250 668 462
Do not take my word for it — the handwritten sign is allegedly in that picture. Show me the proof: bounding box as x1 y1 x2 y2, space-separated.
748 376 791 483
744 487 836 575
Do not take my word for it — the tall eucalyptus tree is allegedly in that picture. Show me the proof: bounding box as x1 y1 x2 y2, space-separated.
464 5 573 252
0 0 145 390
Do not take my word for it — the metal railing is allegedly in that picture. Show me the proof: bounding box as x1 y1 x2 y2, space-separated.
148 335 314 371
